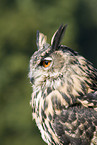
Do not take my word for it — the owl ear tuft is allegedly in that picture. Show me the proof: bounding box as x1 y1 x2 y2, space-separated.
51 24 67 50
36 30 47 50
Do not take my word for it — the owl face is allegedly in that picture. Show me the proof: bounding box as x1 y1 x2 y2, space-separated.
29 48 66 88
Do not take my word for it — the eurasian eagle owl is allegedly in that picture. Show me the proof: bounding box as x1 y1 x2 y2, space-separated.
29 25 97 145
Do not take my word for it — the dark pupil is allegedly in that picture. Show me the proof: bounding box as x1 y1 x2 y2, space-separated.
45 61 48 65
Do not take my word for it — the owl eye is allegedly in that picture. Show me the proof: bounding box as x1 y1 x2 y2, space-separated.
42 57 52 68
43 60 51 68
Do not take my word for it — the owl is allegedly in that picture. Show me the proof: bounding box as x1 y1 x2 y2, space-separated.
29 25 97 145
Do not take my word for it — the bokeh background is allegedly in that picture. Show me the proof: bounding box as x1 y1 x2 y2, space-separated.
0 0 97 145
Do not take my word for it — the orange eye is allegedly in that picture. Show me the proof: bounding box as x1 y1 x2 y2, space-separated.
43 60 51 68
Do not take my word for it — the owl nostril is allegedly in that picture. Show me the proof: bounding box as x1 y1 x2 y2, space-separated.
30 77 34 84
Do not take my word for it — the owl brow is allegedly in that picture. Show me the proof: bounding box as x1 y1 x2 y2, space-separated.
43 57 52 61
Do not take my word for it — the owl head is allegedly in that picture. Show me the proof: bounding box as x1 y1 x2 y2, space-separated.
29 25 97 92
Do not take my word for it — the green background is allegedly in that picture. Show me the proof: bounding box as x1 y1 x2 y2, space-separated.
0 0 97 145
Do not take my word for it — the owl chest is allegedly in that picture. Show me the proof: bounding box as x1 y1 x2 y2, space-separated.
31 91 52 144
31 90 60 144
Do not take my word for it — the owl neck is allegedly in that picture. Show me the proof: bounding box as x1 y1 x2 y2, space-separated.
31 69 95 116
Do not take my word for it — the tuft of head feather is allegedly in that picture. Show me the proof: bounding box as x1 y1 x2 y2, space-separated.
51 24 67 50
36 30 47 50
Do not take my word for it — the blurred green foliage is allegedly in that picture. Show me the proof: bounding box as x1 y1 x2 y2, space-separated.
0 0 97 145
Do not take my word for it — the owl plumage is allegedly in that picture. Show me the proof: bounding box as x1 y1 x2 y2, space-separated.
29 25 97 145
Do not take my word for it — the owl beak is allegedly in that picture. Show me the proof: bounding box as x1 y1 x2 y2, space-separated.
30 77 34 84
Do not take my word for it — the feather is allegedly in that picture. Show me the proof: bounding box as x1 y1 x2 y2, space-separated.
36 30 47 50
51 24 67 50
